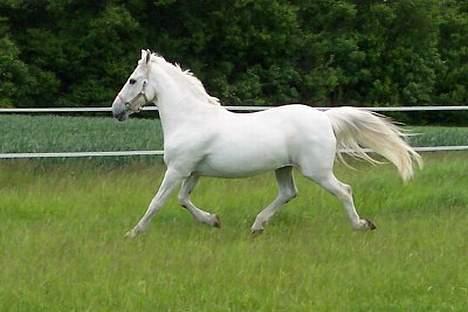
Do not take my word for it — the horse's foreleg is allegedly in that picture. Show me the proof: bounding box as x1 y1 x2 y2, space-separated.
251 166 297 234
125 168 183 238
178 174 220 227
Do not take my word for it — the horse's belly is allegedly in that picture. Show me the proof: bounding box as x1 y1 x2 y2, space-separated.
194 147 290 178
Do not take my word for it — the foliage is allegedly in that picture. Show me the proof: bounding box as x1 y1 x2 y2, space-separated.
0 0 466 113
0 17 30 107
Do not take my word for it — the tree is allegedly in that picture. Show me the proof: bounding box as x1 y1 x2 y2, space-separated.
0 0 466 115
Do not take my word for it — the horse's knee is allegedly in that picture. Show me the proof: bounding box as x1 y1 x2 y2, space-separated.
342 183 352 196
177 193 189 208
334 184 352 202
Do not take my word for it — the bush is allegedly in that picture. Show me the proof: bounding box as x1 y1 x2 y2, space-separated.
0 0 466 119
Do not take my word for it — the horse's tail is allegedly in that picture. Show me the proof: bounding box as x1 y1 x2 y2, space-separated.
325 107 422 182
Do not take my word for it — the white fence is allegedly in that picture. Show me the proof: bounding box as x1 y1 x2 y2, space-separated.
1 105 468 113
1 105 467 159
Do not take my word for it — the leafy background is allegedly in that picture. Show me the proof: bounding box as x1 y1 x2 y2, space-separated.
0 1 466 121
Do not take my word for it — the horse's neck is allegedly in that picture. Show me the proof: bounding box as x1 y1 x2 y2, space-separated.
152 66 224 136
157 90 222 137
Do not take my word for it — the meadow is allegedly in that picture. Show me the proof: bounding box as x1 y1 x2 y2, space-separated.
0 114 467 311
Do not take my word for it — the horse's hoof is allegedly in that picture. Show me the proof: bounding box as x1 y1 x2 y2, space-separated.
251 228 264 237
124 229 138 239
364 218 377 230
213 214 221 228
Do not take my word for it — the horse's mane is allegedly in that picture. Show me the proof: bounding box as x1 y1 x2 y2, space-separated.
151 53 221 106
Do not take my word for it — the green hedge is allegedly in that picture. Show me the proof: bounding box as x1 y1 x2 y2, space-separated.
0 1 466 114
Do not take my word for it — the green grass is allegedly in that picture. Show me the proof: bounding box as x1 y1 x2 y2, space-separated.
1 115 467 155
0 115 163 153
1 154 467 311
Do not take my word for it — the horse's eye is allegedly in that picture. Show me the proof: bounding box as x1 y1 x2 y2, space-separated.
129 79 137 85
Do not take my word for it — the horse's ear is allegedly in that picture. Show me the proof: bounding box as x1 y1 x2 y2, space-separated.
141 49 147 60
145 49 151 64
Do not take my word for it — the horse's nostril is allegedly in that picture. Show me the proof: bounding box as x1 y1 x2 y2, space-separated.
113 110 126 121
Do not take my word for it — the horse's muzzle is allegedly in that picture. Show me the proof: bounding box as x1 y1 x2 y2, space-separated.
114 110 128 121
112 98 128 121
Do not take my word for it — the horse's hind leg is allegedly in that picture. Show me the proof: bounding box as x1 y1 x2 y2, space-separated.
178 174 220 228
303 169 376 231
251 166 297 234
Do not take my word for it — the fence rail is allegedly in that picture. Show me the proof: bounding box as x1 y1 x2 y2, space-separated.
1 105 467 159
0 146 467 159
1 105 468 113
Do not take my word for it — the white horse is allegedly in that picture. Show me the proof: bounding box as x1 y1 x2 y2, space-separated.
112 50 422 238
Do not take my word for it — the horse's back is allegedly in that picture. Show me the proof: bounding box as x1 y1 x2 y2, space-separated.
219 104 334 148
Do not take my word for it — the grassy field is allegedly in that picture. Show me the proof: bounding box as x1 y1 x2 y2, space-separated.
1 114 467 155
1 153 467 311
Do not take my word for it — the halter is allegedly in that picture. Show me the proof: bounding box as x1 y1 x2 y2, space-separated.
118 80 151 113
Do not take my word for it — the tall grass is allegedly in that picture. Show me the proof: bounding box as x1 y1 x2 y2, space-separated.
1 115 467 156
0 154 467 311
0 115 162 153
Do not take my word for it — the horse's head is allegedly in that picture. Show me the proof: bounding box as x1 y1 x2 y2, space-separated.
112 49 157 121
